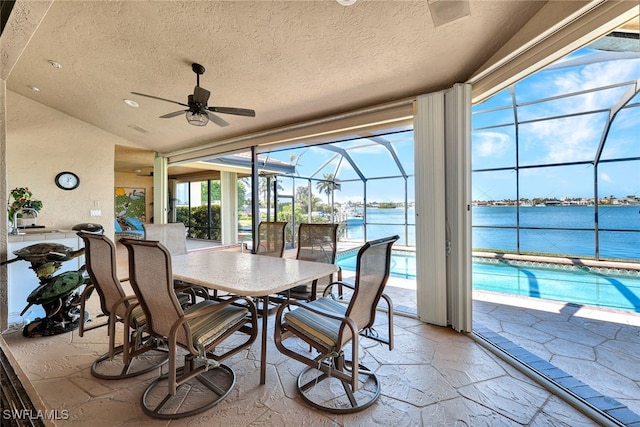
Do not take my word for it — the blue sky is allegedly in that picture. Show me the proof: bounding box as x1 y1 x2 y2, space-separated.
472 47 640 201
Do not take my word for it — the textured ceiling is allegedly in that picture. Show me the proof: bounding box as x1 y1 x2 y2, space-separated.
5 0 549 161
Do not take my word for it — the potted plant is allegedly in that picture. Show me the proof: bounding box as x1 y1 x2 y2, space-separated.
8 187 43 228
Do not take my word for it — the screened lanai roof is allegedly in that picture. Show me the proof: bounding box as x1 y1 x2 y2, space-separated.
258 129 414 192
254 33 639 197
181 30 639 206
472 34 640 200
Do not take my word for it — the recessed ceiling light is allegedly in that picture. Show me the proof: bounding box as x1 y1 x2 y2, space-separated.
48 60 62 69
28 85 40 92
336 0 356 5
124 99 139 108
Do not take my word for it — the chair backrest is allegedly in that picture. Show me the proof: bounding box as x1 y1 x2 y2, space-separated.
78 232 128 318
143 223 188 255
255 221 288 257
296 223 338 264
124 217 145 231
339 235 399 347
120 239 190 347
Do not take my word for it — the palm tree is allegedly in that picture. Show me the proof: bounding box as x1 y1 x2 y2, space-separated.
259 177 284 204
316 174 341 207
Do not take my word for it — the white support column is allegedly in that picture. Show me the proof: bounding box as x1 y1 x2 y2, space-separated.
221 171 238 245
445 83 472 332
153 154 168 224
414 92 448 326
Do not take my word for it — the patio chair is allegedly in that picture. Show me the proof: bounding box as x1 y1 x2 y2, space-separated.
143 223 188 255
120 238 258 419
274 235 399 413
253 221 288 257
283 223 342 301
144 223 211 301
247 221 288 313
77 232 168 380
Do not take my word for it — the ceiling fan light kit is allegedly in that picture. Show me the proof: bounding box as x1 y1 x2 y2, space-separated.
131 62 255 127
186 111 209 126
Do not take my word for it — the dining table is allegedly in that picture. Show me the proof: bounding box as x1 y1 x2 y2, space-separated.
171 250 339 384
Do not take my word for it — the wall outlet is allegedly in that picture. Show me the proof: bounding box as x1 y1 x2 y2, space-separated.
90 209 102 216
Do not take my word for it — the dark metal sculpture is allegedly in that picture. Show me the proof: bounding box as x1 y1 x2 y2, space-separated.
2 243 88 337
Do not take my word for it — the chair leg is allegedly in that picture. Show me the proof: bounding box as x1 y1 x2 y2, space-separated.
91 342 167 380
90 309 167 380
295 353 380 414
140 353 236 419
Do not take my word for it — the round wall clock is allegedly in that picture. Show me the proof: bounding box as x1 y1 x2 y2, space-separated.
55 171 80 190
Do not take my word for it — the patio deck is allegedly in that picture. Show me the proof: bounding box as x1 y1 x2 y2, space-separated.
1 240 638 425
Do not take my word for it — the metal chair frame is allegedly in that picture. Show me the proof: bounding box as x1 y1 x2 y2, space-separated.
77 232 167 380
274 235 399 413
283 223 342 301
254 221 288 257
121 238 258 419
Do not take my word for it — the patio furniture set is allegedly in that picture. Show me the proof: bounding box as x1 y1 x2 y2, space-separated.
76 221 399 418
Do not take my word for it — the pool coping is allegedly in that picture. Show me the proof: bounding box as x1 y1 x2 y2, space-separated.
473 251 640 272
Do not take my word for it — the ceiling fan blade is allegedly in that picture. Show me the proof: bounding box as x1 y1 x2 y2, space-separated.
206 111 230 127
159 110 187 119
208 106 256 117
131 92 188 107
193 86 210 105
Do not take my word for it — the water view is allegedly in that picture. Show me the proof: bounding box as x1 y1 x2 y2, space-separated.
340 205 640 261
473 205 640 261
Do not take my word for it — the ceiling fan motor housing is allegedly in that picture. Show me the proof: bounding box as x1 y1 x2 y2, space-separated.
192 63 206 75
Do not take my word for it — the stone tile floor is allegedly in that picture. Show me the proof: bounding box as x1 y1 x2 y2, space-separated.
2 240 639 426
2 303 603 426
386 281 640 426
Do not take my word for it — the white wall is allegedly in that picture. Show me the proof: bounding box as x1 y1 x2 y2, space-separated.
6 91 131 237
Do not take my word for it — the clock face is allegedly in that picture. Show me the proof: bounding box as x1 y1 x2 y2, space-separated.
55 172 80 190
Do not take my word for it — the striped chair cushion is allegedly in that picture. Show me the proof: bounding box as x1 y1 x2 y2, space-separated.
186 300 248 351
127 292 190 327
284 297 347 348
129 303 146 326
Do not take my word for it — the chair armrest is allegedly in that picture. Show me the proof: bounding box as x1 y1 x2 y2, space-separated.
276 299 358 333
110 294 138 318
323 280 354 298
275 299 360 353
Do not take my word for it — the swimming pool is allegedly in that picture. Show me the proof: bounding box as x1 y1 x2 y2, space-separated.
336 251 640 313
474 259 640 313
337 249 416 279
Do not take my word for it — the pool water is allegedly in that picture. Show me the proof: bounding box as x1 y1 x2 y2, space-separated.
336 251 640 313
474 260 640 313
337 250 416 279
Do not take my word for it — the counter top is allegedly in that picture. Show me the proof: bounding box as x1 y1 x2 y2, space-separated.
8 229 77 242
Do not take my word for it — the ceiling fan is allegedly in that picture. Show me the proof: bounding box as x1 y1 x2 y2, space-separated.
131 63 255 127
